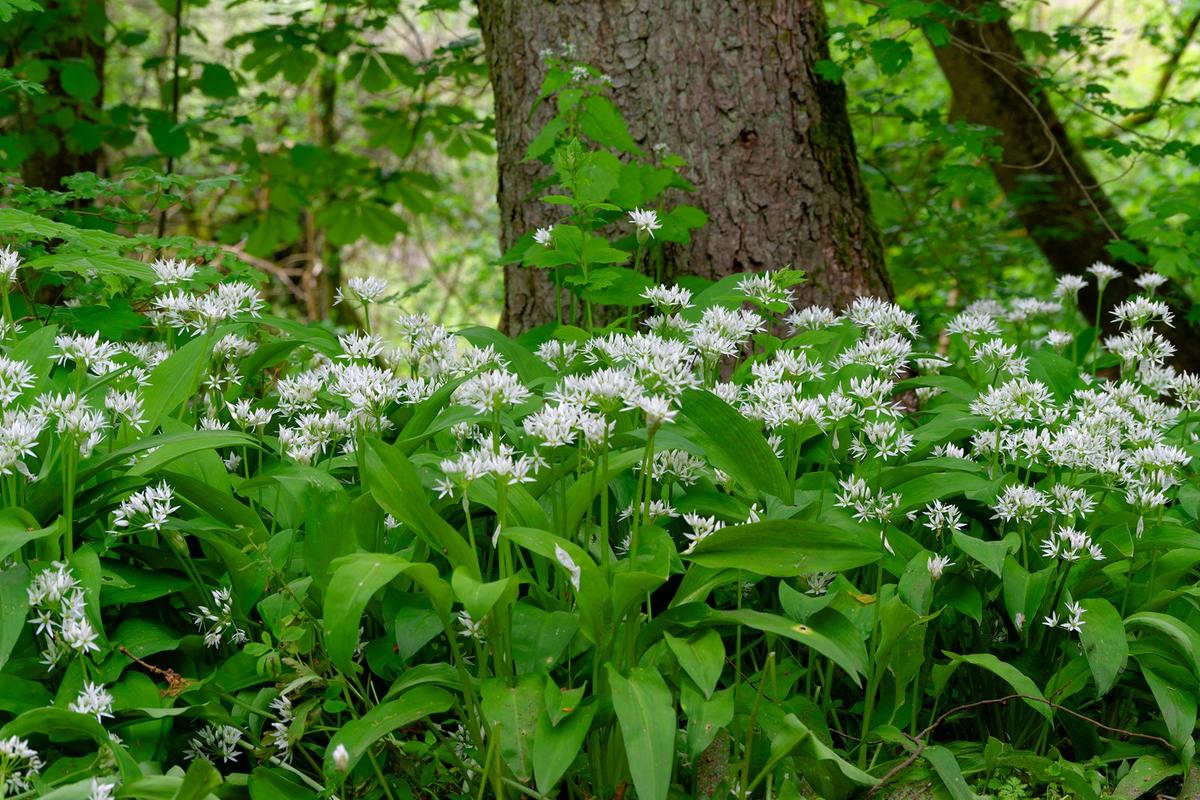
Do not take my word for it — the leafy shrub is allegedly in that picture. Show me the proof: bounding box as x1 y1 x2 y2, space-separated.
1 60 1199 800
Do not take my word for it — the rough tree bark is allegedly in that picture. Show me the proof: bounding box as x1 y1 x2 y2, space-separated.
927 0 1200 368
477 0 892 334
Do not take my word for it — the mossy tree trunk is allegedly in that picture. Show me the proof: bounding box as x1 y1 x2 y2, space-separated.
477 0 892 333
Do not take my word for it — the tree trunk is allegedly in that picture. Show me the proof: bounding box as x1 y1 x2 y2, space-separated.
477 0 892 334
927 0 1200 368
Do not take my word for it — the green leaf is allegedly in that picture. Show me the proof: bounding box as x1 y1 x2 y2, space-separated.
451 568 519 622
0 564 28 672
0 508 57 563
717 607 868 685
664 630 725 699
511 603 578 675
174 757 223 800
248 767 318 800
322 686 453 778
363 439 479 577
25 252 156 283
323 553 451 674
677 388 790 499
942 652 1051 719
680 682 734 760
606 665 675 800
533 703 596 795
0 0 41 23
500 527 609 645
1142 667 1196 748
684 520 882 576
1077 597 1126 696
141 334 213 430
149 118 190 158
481 675 544 781
924 745 978 800
127 430 257 476
1125 612 1200 675
580 95 641 154
199 63 239 99
869 38 913 75
951 530 1014 578
59 60 100 101
1111 755 1179 799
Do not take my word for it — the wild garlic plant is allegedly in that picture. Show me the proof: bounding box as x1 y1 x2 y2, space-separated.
1 206 1199 800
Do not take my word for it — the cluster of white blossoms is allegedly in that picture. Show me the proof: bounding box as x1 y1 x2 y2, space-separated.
189 587 247 648
68 680 115 723
110 480 179 534
185 723 243 764
27 562 100 667
0 734 42 796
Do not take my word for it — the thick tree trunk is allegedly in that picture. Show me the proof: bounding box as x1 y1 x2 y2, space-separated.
928 0 1200 368
477 0 892 334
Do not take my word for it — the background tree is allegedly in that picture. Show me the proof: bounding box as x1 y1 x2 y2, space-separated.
924 0 1200 365
477 0 892 334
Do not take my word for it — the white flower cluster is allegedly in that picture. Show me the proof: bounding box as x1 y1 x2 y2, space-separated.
0 734 42 796
111 481 179 534
27 562 101 668
189 587 247 648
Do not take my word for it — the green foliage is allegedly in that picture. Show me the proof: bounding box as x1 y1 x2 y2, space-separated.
2 122 1199 797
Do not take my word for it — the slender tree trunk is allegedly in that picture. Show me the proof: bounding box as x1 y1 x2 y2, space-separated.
927 0 1200 367
477 0 892 334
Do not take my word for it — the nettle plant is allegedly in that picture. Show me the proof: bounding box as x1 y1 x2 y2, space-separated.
0 72 1199 800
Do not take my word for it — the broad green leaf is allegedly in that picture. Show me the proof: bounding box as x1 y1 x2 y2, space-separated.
942 652 1051 719
59 60 101 101
1111 755 1179 799
0 564 28 671
924 745 978 800
1126 612 1200 675
677 388 790 499
141 334 213 430
533 703 596 795
717 607 867 685
25 252 156 283
322 686 453 778
248 767 318 800
680 681 734 760
175 757 223 800
1141 665 1197 749
457 325 552 384
1 708 139 778
451 568 519 622
606 665 675 800
323 553 451 673
511 603 578 675
1077 597 1126 695
684 520 881 576
481 674 544 781
664 630 725 699
199 62 238 99
127 431 257 476
501 527 610 645
363 439 478 577
0 508 57 562
952 530 1015 578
